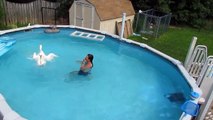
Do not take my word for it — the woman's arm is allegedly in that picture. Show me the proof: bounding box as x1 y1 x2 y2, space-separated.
80 62 92 71
76 60 83 64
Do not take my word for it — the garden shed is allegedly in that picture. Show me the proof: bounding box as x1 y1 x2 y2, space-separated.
69 0 135 35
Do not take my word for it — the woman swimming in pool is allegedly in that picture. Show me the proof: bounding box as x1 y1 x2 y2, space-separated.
78 54 94 75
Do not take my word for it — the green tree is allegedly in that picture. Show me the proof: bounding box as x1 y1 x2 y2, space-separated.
131 0 153 11
131 0 212 29
189 1 208 29
131 0 171 13
169 0 188 24
171 0 210 29
57 0 73 19
201 0 213 18
157 0 171 12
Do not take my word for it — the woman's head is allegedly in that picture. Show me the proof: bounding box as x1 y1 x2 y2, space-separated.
87 54 94 63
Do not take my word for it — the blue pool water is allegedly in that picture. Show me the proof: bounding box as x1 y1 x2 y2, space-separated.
0 28 191 120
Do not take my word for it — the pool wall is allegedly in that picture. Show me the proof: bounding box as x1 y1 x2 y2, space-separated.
0 24 202 120
0 94 26 120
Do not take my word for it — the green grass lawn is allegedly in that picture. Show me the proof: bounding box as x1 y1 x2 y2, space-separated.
128 27 213 62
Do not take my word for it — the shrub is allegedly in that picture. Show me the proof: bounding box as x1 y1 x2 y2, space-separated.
6 24 18 29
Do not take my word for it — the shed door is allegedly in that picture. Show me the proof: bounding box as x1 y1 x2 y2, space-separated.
75 2 83 26
83 4 93 28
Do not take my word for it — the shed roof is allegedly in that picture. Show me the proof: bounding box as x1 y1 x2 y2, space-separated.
86 0 135 21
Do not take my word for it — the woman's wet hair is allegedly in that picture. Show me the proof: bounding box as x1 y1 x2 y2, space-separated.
87 54 94 67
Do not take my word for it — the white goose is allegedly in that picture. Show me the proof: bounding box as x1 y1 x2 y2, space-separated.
33 45 57 66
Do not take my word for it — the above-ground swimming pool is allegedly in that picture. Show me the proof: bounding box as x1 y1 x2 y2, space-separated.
0 27 192 120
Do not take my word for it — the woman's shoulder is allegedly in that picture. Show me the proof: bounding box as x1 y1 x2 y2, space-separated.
88 62 93 68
